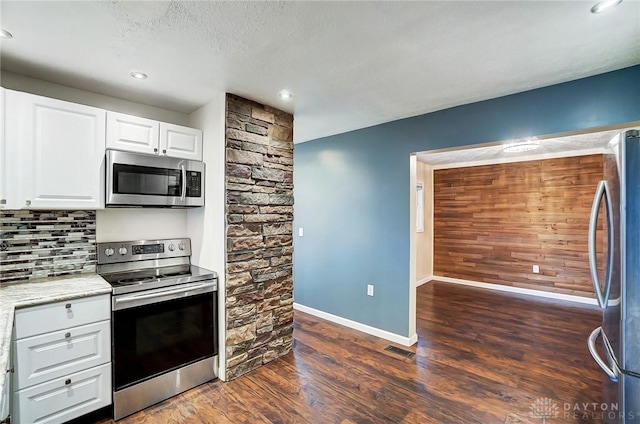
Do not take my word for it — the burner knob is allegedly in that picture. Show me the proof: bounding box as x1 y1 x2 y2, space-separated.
168 244 175 251
178 243 186 251
104 248 115 257
118 247 128 255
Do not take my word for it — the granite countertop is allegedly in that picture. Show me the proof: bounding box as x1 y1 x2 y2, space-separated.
0 274 112 407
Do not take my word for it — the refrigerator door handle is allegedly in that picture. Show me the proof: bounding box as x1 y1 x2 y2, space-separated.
588 180 613 308
588 327 618 382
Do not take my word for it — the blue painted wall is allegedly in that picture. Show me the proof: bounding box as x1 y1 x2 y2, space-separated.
293 65 640 337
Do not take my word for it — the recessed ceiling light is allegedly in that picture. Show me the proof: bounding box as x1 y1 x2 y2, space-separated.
278 90 293 100
130 71 148 80
0 29 13 39
503 141 541 153
591 0 623 13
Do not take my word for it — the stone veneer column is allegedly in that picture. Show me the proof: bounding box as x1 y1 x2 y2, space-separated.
224 94 294 380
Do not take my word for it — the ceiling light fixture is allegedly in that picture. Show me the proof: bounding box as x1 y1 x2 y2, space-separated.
278 90 293 100
503 140 541 153
130 71 148 80
0 29 13 39
591 0 623 13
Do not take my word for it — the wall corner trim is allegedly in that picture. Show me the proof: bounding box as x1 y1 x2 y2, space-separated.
416 276 432 287
432 276 598 306
293 303 418 347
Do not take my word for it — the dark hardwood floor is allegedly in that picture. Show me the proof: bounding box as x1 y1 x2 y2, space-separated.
98 282 604 423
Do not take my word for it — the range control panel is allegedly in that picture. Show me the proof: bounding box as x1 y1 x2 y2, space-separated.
132 243 165 256
97 238 191 265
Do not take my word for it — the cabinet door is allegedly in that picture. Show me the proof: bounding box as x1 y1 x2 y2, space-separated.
13 363 111 424
159 122 203 161
106 111 159 155
0 87 5 209
0 88 20 209
5 91 106 209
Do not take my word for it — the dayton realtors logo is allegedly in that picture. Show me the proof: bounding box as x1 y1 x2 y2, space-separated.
530 398 559 423
529 398 633 422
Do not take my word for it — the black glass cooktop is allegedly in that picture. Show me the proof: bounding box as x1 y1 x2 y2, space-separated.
100 264 216 295
103 266 190 285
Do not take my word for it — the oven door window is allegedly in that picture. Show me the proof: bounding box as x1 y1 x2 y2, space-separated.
113 164 182 197
113 292 216 390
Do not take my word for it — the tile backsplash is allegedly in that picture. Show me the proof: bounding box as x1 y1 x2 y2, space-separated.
0 210 96 284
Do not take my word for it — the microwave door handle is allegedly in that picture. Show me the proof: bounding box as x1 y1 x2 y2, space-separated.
181 164 187 202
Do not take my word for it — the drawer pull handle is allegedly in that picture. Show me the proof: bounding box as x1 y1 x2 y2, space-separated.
65 303 72 309
65 332 71 339
65 378 71 385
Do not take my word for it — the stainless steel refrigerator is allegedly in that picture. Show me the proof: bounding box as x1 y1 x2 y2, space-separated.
588 129 640 423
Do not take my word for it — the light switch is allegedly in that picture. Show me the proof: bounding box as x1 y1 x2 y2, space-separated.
298 227 304 237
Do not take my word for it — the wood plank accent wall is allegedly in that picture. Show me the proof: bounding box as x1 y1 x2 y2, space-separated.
433 154 603 298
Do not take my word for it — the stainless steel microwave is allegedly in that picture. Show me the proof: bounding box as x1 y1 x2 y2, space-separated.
106 149 205 207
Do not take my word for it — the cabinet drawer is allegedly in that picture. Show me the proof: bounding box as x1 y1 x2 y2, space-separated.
14 294 110 339
14 320 111 390
13 363 111 424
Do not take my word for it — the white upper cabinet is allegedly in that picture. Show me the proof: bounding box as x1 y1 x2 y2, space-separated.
0 87 7 210
5 90 106 209
160 122 203 161
107 111 202 161
106 111 159 155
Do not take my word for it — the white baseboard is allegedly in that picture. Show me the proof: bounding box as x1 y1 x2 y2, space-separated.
293 303 418 347
416 276 432 287
432 276 598 306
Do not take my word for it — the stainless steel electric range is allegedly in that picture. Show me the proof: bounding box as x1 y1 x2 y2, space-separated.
97 238 218 421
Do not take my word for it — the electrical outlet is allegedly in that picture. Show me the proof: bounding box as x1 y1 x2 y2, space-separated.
533 265 540 274
367 284 374 296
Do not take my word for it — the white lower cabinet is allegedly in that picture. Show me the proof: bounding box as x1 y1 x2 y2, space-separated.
12 295 112 424
14 295 110 340
14 321 110 390
0 338 11 423
13 363 111 424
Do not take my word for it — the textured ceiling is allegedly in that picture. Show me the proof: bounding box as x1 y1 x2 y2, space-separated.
416 128 633 167
0 1 638 143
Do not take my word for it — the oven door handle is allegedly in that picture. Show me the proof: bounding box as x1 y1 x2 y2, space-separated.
113 281 215 311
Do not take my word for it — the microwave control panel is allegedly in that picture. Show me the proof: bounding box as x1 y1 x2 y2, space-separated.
186 171 202 198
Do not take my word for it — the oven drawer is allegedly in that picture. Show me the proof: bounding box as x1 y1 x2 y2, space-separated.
13 363 111 424
14 320 111 390
14 294 110 339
